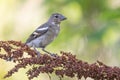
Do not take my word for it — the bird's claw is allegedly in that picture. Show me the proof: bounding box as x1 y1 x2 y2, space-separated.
49 53 58 57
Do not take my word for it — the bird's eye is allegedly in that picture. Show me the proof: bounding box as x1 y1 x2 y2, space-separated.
54 15 58 18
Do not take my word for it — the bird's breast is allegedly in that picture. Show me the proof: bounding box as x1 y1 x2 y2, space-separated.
48 25 60 39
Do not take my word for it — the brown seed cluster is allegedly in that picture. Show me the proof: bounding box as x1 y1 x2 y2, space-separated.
0 40 120 80
0 40 36 61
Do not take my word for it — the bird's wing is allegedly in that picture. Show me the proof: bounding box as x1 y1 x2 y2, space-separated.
26 23 49 43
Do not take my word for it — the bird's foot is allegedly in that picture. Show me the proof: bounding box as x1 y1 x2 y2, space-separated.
49 53 58 57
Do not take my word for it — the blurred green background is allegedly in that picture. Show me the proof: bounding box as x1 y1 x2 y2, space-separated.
0 0 120 80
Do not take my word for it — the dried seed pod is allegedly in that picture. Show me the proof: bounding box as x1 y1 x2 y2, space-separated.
0 41 120 80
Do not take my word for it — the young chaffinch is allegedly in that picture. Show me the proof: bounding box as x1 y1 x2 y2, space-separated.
25 13 67 57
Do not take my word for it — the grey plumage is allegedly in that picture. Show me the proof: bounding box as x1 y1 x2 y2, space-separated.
26 13 67 56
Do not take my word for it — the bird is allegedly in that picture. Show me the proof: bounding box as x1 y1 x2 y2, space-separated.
25 13 67 57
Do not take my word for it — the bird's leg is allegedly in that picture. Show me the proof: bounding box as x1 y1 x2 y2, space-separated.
33 46 41 57
42 48 51 54
42 48 57 57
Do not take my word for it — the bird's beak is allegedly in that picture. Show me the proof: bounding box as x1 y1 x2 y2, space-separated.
61 16 67 21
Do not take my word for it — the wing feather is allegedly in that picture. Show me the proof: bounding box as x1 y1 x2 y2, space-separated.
26 23 49 43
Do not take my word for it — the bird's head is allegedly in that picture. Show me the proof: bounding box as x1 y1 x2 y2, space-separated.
48 13 67 24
